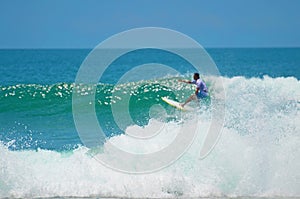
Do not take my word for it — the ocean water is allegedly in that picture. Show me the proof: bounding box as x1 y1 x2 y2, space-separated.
0 48 299 198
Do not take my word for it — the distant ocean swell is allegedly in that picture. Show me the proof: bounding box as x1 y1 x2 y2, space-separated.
0 75 299 198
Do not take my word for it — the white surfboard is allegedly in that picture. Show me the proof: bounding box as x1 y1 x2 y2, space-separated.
161 97 192 111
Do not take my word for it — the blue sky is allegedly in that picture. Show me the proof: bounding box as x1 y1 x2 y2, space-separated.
0 0 299 48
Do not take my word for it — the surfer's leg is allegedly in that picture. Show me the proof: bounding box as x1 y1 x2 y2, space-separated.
181 94 197 107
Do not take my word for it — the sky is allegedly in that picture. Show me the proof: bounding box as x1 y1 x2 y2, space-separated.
0 0 299 48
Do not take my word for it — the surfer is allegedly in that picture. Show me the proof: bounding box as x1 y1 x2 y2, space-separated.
178 73 208 107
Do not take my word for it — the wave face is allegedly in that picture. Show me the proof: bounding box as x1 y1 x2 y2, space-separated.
0 76 299 198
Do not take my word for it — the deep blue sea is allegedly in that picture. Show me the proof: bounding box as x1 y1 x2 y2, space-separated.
0 48 299 198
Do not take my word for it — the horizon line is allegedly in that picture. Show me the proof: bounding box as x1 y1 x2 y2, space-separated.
0 46 300 50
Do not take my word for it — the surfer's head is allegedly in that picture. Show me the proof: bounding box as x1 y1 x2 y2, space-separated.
193 73 200 80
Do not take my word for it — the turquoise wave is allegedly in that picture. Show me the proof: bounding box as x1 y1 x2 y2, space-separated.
0 77 206 150
1 75 299 152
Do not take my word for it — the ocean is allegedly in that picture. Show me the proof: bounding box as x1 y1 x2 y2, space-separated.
0 48 299 198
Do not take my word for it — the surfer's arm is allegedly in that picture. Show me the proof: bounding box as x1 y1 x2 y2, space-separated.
178 79 192 84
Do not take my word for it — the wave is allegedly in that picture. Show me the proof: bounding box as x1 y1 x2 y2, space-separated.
0 75 299 198
0 76 212 150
